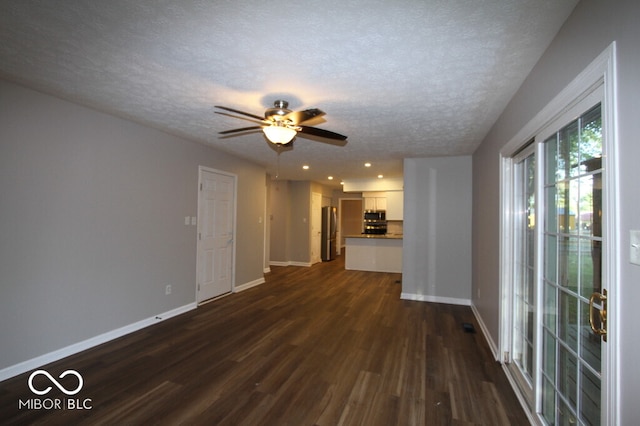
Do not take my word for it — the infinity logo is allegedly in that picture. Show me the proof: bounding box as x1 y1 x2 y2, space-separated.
28 370 84 396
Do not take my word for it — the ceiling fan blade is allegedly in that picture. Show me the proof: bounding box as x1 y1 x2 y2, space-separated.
215 111 267 126
219 126 264 135
215 105 265 121
283 108 326 125
298 125 347 141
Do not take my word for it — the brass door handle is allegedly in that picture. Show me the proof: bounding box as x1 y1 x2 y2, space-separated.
589 289 607 342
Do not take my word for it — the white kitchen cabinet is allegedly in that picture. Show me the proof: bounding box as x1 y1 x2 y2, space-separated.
363 191 403 219
385 191 404 220
364 197 375 210
363 192 387 211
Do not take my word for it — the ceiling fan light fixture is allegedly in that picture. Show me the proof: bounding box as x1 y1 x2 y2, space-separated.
263 125 297 144
215 100 346 144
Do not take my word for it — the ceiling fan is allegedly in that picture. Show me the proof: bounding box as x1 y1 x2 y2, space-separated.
215 100 347 145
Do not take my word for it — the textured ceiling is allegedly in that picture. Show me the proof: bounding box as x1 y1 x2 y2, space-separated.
0 0 578 185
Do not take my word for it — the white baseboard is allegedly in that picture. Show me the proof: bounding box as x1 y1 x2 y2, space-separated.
290 261 312 267
234 277 266 293
0 302 197 382
269 261 312 267
400 292 471 306
469 304 538 423
470 302 500 361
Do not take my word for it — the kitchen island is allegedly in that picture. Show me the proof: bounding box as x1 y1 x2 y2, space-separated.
344 234 403 273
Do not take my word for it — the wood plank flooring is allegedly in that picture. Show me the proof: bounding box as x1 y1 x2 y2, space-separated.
0 254 528 425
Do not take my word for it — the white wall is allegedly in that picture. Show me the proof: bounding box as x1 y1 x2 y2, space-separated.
472 0 640 422
0 80 266 376
402 156 472 304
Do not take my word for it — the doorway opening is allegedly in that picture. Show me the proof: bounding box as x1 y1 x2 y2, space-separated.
338 198 363 255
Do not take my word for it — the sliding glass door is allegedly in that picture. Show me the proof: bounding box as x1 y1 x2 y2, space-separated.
505 88 608 425
540 102 604 425
508 144 537 406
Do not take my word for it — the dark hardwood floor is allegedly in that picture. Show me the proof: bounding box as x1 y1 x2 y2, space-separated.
0 254 528 425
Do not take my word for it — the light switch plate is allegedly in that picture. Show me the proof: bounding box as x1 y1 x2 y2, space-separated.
630 230 640 265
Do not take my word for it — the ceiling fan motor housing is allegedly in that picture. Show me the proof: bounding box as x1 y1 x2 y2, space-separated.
265 100 292 121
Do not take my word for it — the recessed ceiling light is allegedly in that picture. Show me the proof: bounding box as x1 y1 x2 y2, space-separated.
328 176 334 180
378 174 384 179
302 165 310 170
364 162 371 167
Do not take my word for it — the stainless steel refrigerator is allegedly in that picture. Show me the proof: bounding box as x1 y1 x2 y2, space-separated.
321 206 337 261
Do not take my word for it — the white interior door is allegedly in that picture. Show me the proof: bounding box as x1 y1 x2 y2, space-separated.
197 168 236 303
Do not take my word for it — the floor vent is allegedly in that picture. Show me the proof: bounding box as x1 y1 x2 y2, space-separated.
462 322 476 333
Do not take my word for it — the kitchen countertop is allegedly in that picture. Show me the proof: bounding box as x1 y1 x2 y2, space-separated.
345 234 403 240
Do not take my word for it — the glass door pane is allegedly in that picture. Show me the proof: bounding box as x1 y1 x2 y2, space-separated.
510 145 536 404
541 103 603 426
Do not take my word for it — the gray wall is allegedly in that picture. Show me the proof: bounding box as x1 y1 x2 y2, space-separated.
402 156 472 302
0 80 266 372
289 181 311 264
267 180 313 265
472 0 640 422
268 179 291 263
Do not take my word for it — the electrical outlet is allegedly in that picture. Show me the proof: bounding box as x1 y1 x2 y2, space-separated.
165 285 172 295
